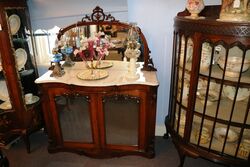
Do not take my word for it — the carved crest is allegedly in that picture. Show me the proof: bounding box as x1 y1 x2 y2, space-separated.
82 6 118 22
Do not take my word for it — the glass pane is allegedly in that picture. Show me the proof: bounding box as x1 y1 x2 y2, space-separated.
180 36 193 67
237 129 250 160
175 106 186 137
6 8 38 98
104 95 139 146
191 117 213 147
0 54 12 110
200 42 213 72
55 95 92 143
211 123 240 157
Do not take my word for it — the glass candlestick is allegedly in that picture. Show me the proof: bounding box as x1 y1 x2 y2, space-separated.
61 45 75 67
125 23 141 80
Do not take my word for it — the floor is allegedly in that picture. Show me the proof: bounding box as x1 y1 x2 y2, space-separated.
3 130 229 167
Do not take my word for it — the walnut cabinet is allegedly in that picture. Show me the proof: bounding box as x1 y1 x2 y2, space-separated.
36 61 158 158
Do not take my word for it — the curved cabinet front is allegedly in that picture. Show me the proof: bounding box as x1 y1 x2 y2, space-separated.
166 6 250 167
39 83 158 158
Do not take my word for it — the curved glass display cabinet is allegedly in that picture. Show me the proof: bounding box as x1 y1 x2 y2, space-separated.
166 5 250 167
0 0 43 153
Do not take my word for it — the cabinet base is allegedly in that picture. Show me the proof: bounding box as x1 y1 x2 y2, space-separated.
47 145 155 159
165 116 249 167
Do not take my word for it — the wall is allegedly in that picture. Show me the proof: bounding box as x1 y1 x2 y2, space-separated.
28 0 221 135
127 0 220 135
28 0 128 30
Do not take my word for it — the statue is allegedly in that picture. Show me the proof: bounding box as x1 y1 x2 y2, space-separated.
219 0 250 21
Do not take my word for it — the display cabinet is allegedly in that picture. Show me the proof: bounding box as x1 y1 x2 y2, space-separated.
0 0 43 153
36 61 158 158
35 7 158 158
166 5 250 167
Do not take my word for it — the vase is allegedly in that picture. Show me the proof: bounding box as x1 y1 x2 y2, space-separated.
62 54 75 67
186 0 205 19
50 62 65 77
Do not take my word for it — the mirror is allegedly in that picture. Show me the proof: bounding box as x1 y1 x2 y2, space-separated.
56 6 156 71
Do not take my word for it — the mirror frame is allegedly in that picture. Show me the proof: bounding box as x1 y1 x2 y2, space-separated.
57 6 156 71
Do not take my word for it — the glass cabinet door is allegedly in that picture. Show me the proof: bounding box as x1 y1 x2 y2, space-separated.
5 8 38 102
0 54 11 110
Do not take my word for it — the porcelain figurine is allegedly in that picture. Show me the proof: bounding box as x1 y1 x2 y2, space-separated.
219 0 250 22
186 0 205 19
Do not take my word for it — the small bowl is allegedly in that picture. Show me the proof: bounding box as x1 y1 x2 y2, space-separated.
214 127 238 143
223 86 250 101
217 56 250 77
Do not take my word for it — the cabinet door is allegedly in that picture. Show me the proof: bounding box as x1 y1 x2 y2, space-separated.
99 91 147 151
174 35 250 160
0 7 38 112
6 8 38 95
48 89 97 149
191 42 250 160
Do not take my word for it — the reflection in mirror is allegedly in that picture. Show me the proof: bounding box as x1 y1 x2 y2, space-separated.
58 24 129 62
54 6 156 71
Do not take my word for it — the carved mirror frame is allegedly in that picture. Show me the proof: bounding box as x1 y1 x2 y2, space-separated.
57 6 156 71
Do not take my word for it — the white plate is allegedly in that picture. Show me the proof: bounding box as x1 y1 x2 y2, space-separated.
77 69 109 80
86 61 113 69
0 80 9 101
0 101 12 110
26 95 40 105
8 14 21 35
223 86 250 101
15 48 27 71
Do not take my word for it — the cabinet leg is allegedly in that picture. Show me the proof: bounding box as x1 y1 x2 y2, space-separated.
0 150 9 167
163 131 169 139
163 116 169 139
22 134 30 153
177 149 186 167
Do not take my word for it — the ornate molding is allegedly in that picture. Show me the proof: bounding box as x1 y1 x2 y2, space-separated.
175 17 250 37
102 94 140 104
81 6 118 22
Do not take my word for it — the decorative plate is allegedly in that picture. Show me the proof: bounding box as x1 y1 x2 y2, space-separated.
26 96 40 105
96 61 113 69
0 101 12 110
86 61 113 69
15 48 27 71
0 80 9 101
77 69 109 80
223 85 250 101
214 127 238 143
8 14 21 35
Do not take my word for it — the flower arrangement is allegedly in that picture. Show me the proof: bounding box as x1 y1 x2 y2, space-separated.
53 31 114 68
73 31 115 67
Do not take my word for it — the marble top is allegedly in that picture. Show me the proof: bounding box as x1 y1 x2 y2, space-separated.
35 61 159 87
